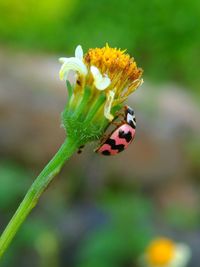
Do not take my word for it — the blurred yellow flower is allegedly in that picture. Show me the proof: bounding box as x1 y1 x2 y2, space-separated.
139 237 191 267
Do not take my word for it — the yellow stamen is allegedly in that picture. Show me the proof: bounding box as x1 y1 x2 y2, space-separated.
146 238 175 266
84 44 143 93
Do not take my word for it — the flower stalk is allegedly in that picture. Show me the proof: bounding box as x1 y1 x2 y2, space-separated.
0 137 79 258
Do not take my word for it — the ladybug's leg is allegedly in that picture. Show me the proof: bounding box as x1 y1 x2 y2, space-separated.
114 111 124 119
114 105 127 122
115 105 127 116
94 130 112 152
97 133 110 144
112 121 125 127
77 145 84 154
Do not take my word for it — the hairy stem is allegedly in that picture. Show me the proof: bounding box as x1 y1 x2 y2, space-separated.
0 137 79 259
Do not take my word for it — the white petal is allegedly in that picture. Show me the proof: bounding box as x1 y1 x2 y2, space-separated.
59 57 68 64
95 76 111 90
167 244 191 267
90 66 111 90
90 65 99 76
75 45 84 60
59 57 88 80
104 90 115 121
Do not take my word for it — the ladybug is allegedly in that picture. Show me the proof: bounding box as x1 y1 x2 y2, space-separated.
95 105 136 155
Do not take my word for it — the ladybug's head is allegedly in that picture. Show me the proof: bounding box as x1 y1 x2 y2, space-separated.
126 106 136 129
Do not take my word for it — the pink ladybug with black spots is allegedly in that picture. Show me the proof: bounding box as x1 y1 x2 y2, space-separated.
95 105 136 155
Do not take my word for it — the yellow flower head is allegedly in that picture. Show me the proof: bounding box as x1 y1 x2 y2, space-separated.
147 238 175 265
84 44 143 98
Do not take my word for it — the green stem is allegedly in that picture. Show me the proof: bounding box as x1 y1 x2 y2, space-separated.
0 137 79 259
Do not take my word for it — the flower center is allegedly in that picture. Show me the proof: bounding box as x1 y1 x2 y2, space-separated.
147 238 175 266
84 44 142 88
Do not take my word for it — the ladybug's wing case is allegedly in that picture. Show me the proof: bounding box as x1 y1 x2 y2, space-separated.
96 124 136 156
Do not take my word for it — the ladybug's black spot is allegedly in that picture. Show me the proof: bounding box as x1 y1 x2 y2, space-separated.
117 146 125 152
118 130 132 142
128 120 136 129
102 150 111 155
106 139 125 152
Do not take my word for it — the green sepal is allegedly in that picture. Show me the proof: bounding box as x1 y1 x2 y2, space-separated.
61 85 110 146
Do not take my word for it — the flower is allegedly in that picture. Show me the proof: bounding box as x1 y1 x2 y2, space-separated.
59 44 143 146
59 44 143 121
139 237 191 267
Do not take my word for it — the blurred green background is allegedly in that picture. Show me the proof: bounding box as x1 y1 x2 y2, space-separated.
0 0 200 266
1 0 200 92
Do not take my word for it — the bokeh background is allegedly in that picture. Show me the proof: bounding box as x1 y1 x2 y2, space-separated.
0 0 200 266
